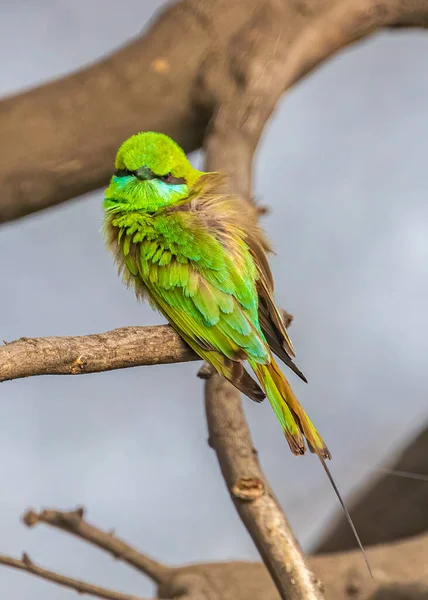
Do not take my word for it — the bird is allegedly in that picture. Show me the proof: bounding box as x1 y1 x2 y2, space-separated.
103 131 371 575
103 130 329 458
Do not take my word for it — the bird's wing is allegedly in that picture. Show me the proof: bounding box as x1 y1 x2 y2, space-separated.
133 237 269 402
246 231 308 383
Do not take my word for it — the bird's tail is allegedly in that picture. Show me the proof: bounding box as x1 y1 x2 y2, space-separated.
249 356 373 577
249 356 331 459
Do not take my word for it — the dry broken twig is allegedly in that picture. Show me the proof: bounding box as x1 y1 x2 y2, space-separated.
0 553 147 600
23 507 168 583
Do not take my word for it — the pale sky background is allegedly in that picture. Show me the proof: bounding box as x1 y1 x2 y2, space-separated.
1 2 428 598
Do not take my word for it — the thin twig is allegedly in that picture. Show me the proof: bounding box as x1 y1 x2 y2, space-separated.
0 553 149 600
23 507 169 584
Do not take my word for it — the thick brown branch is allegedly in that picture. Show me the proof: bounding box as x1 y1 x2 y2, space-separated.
278 0 428 93
2 0 428 223
23 507 169 584
160 531 428 599
0 325 198 382
0 0 211 223
0 553 148 600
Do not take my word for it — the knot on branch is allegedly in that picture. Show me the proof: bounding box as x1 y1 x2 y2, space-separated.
232 477 266 501
70 356 86 374
21 552 33 567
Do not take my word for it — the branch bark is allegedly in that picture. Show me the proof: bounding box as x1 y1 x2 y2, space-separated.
1 0 428 223
0 315 292 383
205 376 324 600
0 325 197 382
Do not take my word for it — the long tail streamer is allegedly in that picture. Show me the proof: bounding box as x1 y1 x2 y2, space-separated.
320 457 373 578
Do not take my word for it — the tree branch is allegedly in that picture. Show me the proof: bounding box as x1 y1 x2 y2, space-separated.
0 553 149 600
0 311 290 383
2 0 428 224
205 375 324 600
0 325 197 383
0 0 211 223
160 531 428 599
23 507 169 584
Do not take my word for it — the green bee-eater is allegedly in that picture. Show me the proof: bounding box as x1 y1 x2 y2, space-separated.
102 131 371 573
103 131 329 459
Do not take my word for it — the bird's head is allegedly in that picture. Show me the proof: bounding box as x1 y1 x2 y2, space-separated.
104 132 202 213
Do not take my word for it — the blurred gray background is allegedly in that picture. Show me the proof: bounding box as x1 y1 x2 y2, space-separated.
1 1 428 598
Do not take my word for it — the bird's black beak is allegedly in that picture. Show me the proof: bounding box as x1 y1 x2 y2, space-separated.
135 166 155 180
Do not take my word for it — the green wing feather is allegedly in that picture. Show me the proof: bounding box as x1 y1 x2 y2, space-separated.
111 210 268 401
138 236 269 401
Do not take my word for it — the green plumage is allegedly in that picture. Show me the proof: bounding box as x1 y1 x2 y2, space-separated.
103 131 330 459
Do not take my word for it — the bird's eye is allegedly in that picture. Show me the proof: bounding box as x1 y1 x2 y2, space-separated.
154 172 186 185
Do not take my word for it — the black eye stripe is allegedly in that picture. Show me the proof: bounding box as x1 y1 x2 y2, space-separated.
114 168 134 177
114 168 186 185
